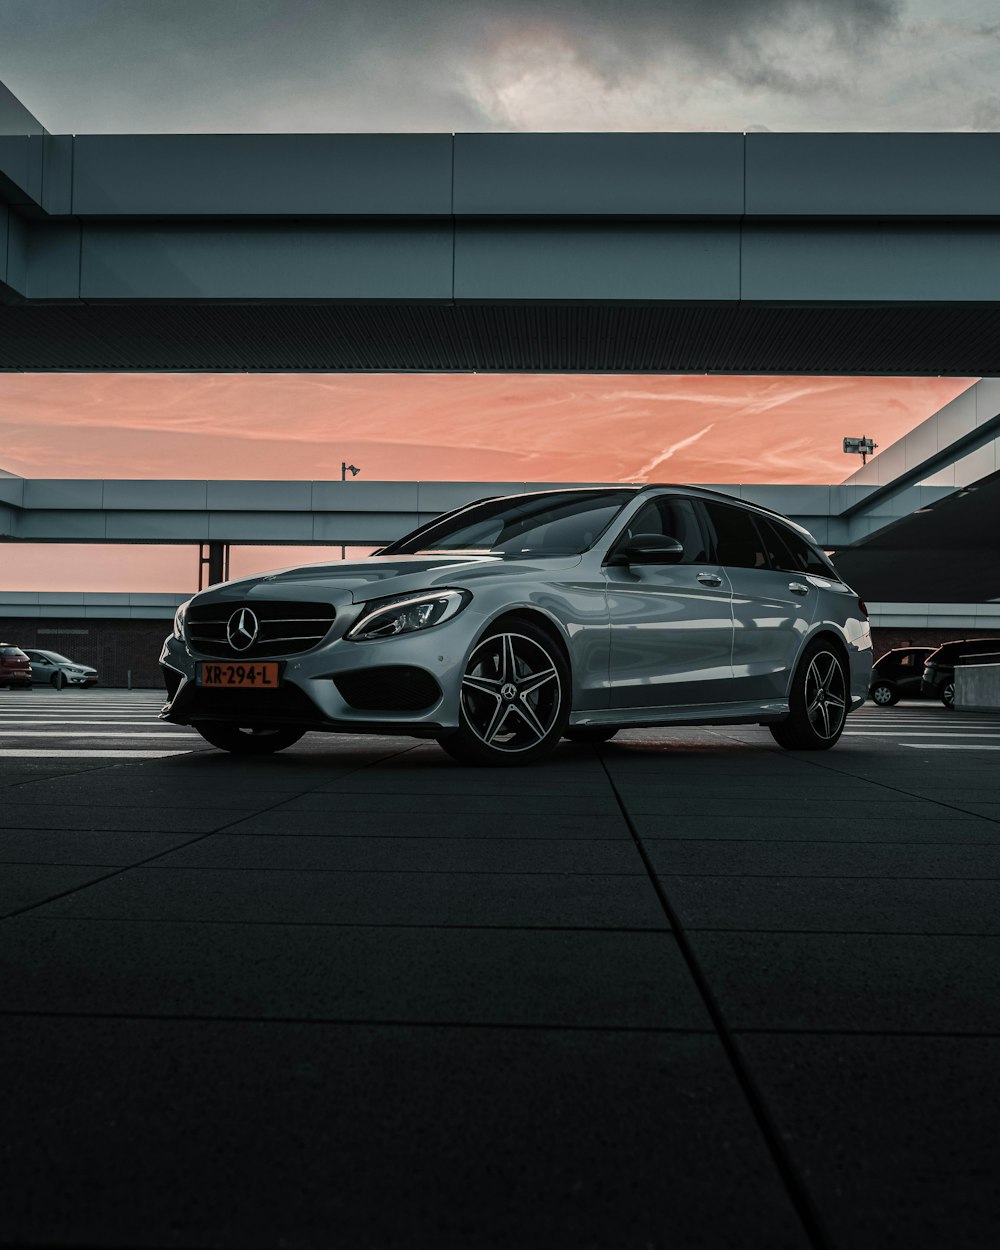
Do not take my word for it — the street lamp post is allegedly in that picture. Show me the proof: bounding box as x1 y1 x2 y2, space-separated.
340 463 360 557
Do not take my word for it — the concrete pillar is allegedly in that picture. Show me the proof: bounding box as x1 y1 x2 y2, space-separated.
198 541 230 589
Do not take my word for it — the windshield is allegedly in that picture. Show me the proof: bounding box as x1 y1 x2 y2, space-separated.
383 490 635 558
40 652 73 664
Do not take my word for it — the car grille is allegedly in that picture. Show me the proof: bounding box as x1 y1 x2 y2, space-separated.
186 600 336 658
334 666 442 712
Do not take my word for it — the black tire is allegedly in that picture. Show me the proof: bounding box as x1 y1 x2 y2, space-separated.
941 681 956 709
869 681 899 707
51 671 64 690
770 641 849 751
193 723 306 754
563 727 619 744
438 620 571 766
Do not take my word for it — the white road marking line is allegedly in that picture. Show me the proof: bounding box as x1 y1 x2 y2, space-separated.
1 749 193 758
900 744 1000 751
0 719 166 726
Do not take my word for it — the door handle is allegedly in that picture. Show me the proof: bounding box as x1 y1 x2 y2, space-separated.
788 582 810 595
697 572 723 586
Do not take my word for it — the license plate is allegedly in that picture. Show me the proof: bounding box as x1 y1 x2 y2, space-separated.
198 661 281 689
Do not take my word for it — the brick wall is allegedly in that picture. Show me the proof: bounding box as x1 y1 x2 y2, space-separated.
871 627 975 661
0 618 172 689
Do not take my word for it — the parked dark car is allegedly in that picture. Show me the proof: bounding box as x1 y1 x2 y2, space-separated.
868 647 935 706
0 643 32 690
922 638 1000 708
23 649 99 689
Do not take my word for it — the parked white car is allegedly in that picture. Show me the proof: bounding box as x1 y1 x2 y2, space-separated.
24 649 99 689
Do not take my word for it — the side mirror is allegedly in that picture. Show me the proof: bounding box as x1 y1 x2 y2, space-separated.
620 533 685 565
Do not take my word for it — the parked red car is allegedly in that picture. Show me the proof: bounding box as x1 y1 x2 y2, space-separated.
0 643 32 690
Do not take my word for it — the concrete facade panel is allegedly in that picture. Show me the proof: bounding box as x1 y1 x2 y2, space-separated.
455 224 739 300
975 378 1000 425
207 513 315 542
39 136 73 215
102 481 209 510
737 485 834 514
746 134 1000 217
80 224 453 300
104 513 209 542
16 511 107 540
0 136 31 203
79 225 452 302
23 481 104 509
312 512 417 543
953 442 997 485
310 482 420 512
934 387 980 444
5 207 26 293
742 225 1000 302
206 482 313 512
72 135 453 216
902 421 939 471
25 223 81 300
454 133 744 217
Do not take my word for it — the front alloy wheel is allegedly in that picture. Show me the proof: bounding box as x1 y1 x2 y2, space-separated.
770 643 849 751
439 622 570 766
941 681 956 709
870 681 898 707
193 723 306 755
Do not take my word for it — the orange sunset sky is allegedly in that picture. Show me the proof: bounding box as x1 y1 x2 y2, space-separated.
0 372 976 592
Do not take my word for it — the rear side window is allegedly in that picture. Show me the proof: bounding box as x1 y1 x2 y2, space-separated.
960 641 1000 659
700 502 768 569
757 516 831 577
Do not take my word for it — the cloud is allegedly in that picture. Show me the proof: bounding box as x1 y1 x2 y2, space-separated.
1 0 903 133
633 423 717 480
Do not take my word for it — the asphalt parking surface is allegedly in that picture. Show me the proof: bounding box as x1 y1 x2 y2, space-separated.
2 689 999 1249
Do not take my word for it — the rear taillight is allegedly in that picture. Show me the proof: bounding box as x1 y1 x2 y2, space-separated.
858 598 869 618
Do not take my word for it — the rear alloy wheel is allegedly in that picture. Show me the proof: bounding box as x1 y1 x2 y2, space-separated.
439 622 570 766
941 682 956 709
870 681 899 707
770 642 849 751
564 727 619 744
193 723 306 755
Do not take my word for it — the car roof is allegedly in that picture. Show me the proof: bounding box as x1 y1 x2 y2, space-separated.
484 484 818 540
929 637 1000 654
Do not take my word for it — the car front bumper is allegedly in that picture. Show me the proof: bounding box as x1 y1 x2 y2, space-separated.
159 611 487 736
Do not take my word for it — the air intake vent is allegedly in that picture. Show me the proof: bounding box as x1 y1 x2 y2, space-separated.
187 600 335 658
334 666 442 712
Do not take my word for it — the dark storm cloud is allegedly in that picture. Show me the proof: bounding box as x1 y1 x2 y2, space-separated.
2 0 900 88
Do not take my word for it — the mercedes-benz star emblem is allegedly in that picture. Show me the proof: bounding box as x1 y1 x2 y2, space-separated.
226 608 259 652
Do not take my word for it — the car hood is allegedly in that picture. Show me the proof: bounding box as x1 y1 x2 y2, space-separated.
196 553 584 609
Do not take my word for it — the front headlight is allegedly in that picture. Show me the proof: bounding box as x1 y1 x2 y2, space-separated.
173 598 192 641
346 589 470 642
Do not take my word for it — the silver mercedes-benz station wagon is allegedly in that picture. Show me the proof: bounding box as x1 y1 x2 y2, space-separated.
160 486 872 765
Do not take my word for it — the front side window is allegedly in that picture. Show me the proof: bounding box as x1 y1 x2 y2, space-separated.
607 496 712 564
382 490 634 558
701 502 768 570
